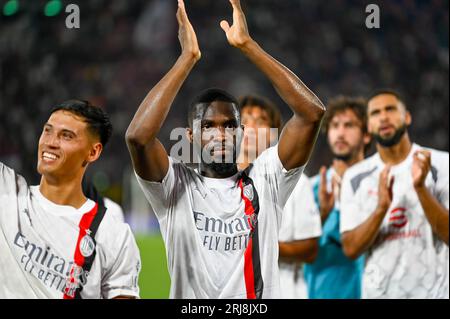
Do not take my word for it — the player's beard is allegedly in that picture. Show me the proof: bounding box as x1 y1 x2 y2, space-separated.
333 152 353 162
202 142 239 176
372 124 407 148
206 162 238 176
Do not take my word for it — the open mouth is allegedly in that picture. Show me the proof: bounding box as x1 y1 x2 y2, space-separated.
379 125 394 135
334 141 349 148
42 151 60 162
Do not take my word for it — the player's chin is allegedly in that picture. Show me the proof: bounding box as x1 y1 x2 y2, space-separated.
37 161 61 176
331 146 350 157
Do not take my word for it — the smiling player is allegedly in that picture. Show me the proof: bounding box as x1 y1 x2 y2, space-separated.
0 100 141 299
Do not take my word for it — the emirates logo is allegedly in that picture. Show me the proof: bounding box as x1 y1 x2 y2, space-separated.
389 207 408 229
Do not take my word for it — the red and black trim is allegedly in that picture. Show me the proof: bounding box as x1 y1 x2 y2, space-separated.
63 202 107 299
239 167 264 299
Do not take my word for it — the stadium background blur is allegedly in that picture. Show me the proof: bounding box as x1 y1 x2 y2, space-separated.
0 0 448 298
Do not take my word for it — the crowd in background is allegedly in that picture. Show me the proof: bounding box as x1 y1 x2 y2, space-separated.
0 0 448 221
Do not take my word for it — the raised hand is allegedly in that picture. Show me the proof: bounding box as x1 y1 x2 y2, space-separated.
377 166 394 213
220 0 252 49
177 0 201 62
318 166 337 222
412 150 431 189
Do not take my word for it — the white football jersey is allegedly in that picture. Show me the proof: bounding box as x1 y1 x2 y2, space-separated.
0 162 141 299
278 176 322 299
136 145 303 299
340 144 449 299
104 198 125 223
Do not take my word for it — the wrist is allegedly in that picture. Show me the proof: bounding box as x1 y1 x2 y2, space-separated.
238 38 258 53
320 206 331 218
179 51 201 64
375 205 389 217
414 184 428 195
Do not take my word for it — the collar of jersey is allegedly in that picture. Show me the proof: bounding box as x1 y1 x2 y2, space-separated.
373 143 420 169
30 185 96 216
199 171 240 189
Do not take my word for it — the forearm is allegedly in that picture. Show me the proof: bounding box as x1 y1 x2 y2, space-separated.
240 40 325 122
126 54 197 146
342 207 387 259
320 208 332 224
278 239 318 264
415 186 449 245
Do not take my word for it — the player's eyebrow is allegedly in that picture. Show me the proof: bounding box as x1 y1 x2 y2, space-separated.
224 119 239 126
201 119 214 126
44 123 77 136
61 129 77 136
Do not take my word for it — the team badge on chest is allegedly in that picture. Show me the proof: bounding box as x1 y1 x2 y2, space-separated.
243 184 254 201
79 234 96 258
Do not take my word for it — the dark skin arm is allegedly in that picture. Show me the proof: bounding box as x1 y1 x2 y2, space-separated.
279 238 319 264
342 166 394 260
412 150 449 245
125 0 201 182
220 0 326 170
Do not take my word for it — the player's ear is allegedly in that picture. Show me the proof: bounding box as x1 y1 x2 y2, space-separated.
87 142 103 164
82 142 102 168
186 127 193 144
363 132 372 146
405 111 412 126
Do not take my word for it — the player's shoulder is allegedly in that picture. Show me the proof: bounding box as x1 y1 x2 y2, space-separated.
291 174 312 192
345 153 380 179
0 161 28 192
97 206 133 245
103 198 125 223
169 156 200 179
253 145 278 165
0 161 14 176
342 154 380 195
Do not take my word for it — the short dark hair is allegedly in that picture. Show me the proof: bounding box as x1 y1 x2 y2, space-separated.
239 95 283 131
188 88 240 127
322 96 368 135
368 88 408 107
50 99 113 146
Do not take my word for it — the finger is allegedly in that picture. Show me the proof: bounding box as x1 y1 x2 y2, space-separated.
417 150 431 165
320 166 327 194
381 165 390 180
176 7 183 26
331 176 338 199
178 0 186 11
319 166 327 188
220 20 231 33
230 0 243 11
178 0 189 23
388 175 395 199
413 153 429 171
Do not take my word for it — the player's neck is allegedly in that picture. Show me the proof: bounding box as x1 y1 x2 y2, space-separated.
377 134 413 166
39 174 87 209
200 163 239 179
332 150 364 177
237 153 252 171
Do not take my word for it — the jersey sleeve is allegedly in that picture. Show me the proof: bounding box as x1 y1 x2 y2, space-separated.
252 145 304 211
101 224 141 299
134 157 177 221
279 176 322 242
340 170 367 233
0 162 14 194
